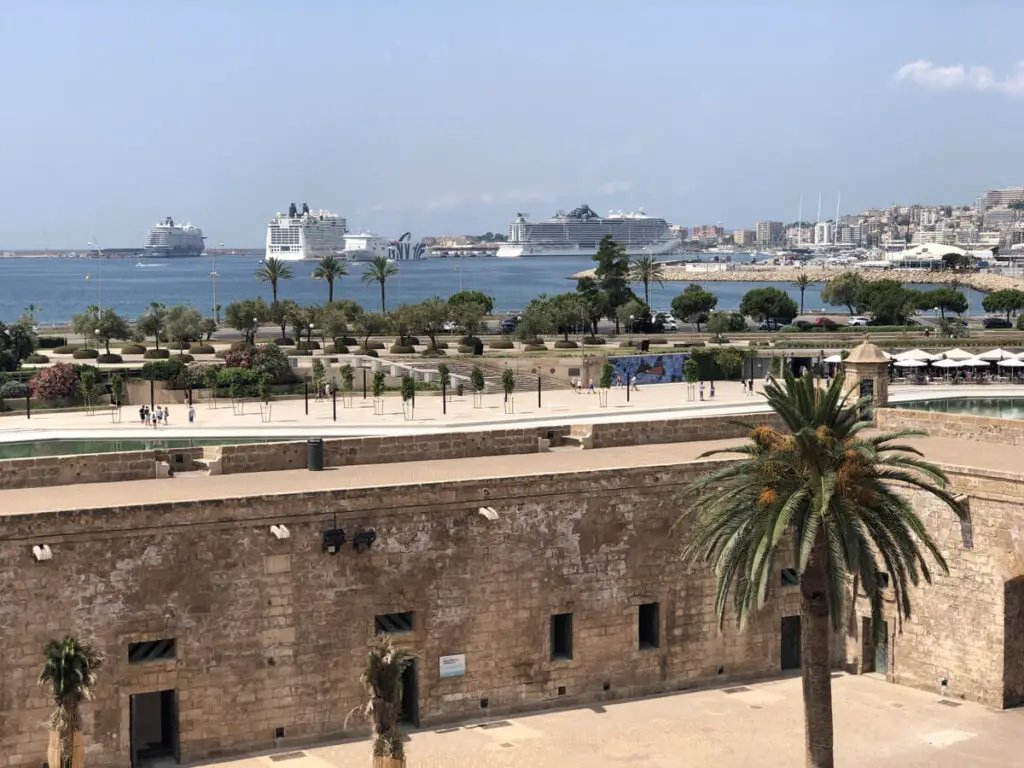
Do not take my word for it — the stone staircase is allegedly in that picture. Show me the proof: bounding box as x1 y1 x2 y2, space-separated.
438 360 568 395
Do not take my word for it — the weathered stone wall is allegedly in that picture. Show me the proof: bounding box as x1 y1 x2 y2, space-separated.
877 407 1024 446
0 461 801 767
0 447 204 490
585 412 785 449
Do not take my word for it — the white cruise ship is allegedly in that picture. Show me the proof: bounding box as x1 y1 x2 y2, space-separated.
342 232 391 262
265 202 347 261
144 216 205 258
496 204 680 258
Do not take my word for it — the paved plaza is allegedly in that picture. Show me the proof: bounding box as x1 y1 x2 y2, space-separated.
199 674 1024 768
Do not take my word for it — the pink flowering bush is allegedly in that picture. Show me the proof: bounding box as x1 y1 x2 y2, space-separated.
30 363 82 401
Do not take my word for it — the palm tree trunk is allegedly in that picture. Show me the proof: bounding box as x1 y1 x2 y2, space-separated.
272 283 278 303
800 290 806 314
800 541 835 767
328 280 334 303
380 282 386 313
644 281 650 306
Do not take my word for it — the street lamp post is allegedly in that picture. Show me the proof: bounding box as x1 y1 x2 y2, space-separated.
212 242 223 323
252 316 258 346
629 314 635 344
308 322 314 348
87 240 103 311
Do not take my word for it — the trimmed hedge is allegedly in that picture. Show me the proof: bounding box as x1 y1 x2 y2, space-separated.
73 348 100 359
459 336 483 347
53 345 80 354
457 345 475 354
367 341 385 350
214 350 230 360
340 336 358 346
0 380 30 398
96 353 123 364
325 344 350 354
553 340 578 349
357 347 379 358
488 339 514 349
404 336 421 346
296 340 321 351
121 344 147 355
647 337 667 345
230 341 251 351
37 337 68 349
274 337 296 346
524 344 548 352
582 336 606 345
619 341 637 348
143 348 170 360
172 353 194 363
420 349 446 357
431 341 449 350
189 344 216 354
286 348 312 357
25 353 49 364
390 345 415 354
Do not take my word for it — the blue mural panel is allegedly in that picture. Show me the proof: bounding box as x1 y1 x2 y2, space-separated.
608 353 688 385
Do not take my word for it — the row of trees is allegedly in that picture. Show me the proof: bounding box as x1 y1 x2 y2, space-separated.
70 304 215 355
257 254 399 310
818 271 971 325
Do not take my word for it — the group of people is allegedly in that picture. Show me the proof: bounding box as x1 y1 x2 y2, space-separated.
137 404 197 426
569 374 640 393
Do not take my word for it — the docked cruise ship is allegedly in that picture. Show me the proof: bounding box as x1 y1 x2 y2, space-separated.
265 202 347 261
143 217 205 258
496 204 680 258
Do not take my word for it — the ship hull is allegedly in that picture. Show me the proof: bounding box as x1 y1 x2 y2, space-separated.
143 246 204 258
496 240 680 258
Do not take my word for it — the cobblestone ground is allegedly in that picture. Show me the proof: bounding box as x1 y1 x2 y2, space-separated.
200 674 1024 768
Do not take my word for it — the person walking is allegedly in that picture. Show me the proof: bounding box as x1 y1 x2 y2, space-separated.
188 404 196 423
162 407 170 425
710 382 716 398
699 381 705 401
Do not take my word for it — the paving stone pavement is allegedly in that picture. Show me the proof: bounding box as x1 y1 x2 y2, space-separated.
197 674 1024 767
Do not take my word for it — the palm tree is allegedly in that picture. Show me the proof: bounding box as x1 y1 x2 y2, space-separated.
39 636 103 768
255 257 294 302
312 254 348 302
630 253 665 306
361 255 399 313
680 371 962 768
793 273 813 315
348 634 413 767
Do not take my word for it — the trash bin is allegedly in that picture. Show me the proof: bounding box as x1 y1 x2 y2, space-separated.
639 339 651 352
473 340 484 356
307 438 324 471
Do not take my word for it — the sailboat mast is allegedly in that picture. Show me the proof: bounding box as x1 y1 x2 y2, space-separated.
797 196 803 247
834 191 841 246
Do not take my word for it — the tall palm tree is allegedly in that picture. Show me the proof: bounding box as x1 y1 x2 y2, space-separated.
39 636 103 768
680 371 962 768
255 257 294 303
312 254 348 302
630 253 665 306
793 273 813 314
349 634 413 767
361 255 399 313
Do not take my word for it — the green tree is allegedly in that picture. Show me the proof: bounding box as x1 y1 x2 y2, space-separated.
448 290 495 316
501 367 515 397
110 372 125 406
680 372 962 767
545 293 588 341
361 255 399 313
311 358 326 393
135 302 168 349
79 367 97 406
199 317 217 341
436 362 450 388
372 370 386 398
311 255 347 302
257 373 272 405
793 273 813 314
39 636 103 768
166 304 203 350
672 284 719 331
739 287 798 323
630 253 665 306
320 302 350 349
856 280 922 325
592 235 632 332
919 288 968 319
616 298 651 334
575 276 610 335
411 297 450 351
269 299 300 341
452 300 487 339
982 289 1024 321
713 347 744 379
340 363 354 391
0 320 37 370
401 374 415 402
387 304 416 347
820 271 865 315
224 298 268 345
470 365 485 392
599 362 614 389
71 306 100 349
515 298 554 343
706 312 741 342
354 312 388 351
350 635 413 762
255 257 294 302
93 308 132 354
291 304 320 347
683 357 699 384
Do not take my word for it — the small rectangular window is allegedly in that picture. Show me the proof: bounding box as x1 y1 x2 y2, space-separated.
128 638 176 663
877 572 890 589
638 603 659 649
781 568 800 587
375 612 415 634
550 613 573 660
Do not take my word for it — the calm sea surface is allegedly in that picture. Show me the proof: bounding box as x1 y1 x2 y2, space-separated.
0 255 989 324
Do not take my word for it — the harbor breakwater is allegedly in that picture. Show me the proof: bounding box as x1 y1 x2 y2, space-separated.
569 265 1024 294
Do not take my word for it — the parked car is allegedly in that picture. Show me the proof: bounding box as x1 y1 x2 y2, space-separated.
758 319 782 331
442 320 458 332
983 316 1013 329
498 317 518 333
654 312 678 330
847 316 871 327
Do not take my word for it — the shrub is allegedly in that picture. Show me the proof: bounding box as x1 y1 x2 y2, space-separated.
0 380 30 399
96 353 123 364
421 348 446 357
367 340 385 350
582 336 606 345
121 344 146 354
524 344 548 352
357 347 379 358
141 359 186 381
286 348 312 356
457 345 475 354
325 344 350 354
72 348 99 359
24 353 49 364
214 350 230 360
553 340 578 349
37 337 67 349
459 335 482 347
340 336 358 346
274 337 296 346
647 337 668 345
30 363 81 401
431 341 449 350
296 340 321 351
488 339 514 349
619 341 637 348
143 348 170 359
53 345 80 354
173 353 194 363
217 367 259 397
230 341 251 351
189 343 215 354
390 344 415 354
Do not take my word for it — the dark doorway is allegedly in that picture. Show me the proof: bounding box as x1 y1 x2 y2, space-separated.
130 689 179 766
400 659 419 729
860 617 875 673
781 615 802 671
874 620 889 675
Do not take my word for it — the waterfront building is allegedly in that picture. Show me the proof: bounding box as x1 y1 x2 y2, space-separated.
690 224 724 241
814 221 834 245
983 187 1024 209
984 206 1017 229
755 220 784 247
733 229 756 247
670 224 689 241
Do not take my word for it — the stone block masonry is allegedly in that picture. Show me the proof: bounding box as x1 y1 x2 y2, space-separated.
877 406 1024 446
0 447 205 490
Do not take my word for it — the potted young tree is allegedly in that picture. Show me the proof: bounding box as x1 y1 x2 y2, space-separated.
401 374 416 420
349 635 413 768
110 372 124 408
501 367 515 414
340 363 355 407
598 362 613 407
311 358 326 402
203 365 219 409
39 635 103 768
372 370 386 415
258 373 273 422
684 357 700 402
436 362 451 402
470 365 485 408
79 367 97 415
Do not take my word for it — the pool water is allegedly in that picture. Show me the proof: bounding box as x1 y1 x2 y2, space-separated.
900 397 1024 420
0 437 295 460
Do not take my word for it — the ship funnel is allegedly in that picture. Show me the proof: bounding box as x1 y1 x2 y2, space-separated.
288 202 298 217
302 202 310 215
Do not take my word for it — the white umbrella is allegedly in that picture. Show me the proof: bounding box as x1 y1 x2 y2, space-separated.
823 354 843 364
932 358 964 368
997 358 1024 367
942 347 973 360
961 357 990 366
894 359 928 368
895 348 939 360
979 348 1014 361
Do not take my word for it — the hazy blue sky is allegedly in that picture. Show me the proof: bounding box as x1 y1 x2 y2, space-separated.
3 1 1024 248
